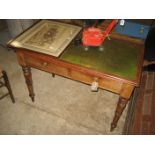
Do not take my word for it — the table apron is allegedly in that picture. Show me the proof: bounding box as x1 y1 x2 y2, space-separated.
17 51 135 99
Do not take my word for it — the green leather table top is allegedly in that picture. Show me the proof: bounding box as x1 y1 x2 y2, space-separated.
60 38 142 81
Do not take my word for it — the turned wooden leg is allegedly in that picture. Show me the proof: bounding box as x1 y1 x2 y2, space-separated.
111 97 128 131
22 66 35 102
2 71 15 103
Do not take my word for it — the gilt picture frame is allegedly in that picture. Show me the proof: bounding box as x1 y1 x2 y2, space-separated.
9 20 82 57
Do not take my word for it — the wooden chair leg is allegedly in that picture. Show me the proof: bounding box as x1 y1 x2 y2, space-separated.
2 71 15 103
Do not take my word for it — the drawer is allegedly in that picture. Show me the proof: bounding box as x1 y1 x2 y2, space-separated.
23 52 124 94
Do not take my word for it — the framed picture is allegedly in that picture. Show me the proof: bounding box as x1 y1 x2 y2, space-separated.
9 20 82 57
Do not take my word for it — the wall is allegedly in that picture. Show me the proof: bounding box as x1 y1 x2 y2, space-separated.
0 20 7 31
6 19 34 38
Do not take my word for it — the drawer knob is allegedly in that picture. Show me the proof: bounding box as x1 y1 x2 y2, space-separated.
43 62 48 66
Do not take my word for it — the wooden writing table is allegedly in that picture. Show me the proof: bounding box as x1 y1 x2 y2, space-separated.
8 25 144 131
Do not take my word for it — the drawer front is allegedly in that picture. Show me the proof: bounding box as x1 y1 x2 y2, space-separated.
23 53 124 94
116 20 150 39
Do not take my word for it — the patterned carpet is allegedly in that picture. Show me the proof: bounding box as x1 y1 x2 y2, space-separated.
124 71 155 134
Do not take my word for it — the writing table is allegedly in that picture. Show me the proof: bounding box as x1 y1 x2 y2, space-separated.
8 20 144 131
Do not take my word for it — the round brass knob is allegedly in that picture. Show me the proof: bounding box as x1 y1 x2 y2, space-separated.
43 62 48 66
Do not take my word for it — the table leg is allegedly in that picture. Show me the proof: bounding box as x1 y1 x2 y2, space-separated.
52 73 55 78
111 97 128 131
22 66 35 102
